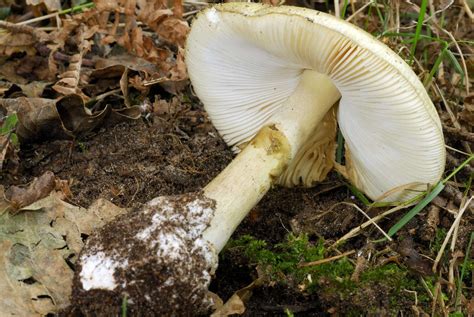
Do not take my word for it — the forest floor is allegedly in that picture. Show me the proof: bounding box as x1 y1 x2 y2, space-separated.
0 0 473 316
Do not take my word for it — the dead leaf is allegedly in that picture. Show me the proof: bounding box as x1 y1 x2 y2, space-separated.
0 95 141 142
173 0 183 18
211 278 263 317
13 97 73 141
16 82 51 98
155 17 189 47
53 25 89 97
5 171 57 212
0 32 37 55
26 0 61 12
0 191 127 315
52 55 84 96
0 20 48 57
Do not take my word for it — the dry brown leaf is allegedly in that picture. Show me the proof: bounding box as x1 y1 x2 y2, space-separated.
52 25 90 96
0 32 37 56
0 60 30 85
5 171 57 212
26 0 61 12
0 21 58 83
13 97 73 141
155 17 189 47
0 95 140 142
93 55 159 94
0 191 127 315
211 278 263 317
168 47 187 81
15 81 50 98
0 22 44 56
53 54 84 96
173 0 183 18
211 294 246 317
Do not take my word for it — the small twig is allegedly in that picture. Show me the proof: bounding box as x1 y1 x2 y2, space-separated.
345 202 392 241
299 250 355 267
431 280 441 316
333 202 414 247
460 0 474 20
334 0 340 18
127 177 141 207
183 9 201 17
183 0 209 5
0 20 39 36
432 196 473 272
16 2 95 25
420 276 434 299
346 1 373 22
404 289 418 306
445 145 471 157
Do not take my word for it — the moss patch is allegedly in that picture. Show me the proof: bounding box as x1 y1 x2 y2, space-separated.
225 234 434 314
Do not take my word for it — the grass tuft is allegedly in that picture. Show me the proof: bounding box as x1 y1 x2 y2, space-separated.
410 0 428 64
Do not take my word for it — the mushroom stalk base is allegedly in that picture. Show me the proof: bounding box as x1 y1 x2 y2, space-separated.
203 71 340 252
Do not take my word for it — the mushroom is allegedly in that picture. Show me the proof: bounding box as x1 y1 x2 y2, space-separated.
71 3 445 315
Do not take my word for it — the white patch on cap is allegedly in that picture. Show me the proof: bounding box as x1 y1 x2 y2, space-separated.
206 8 220 24
80 251 128 291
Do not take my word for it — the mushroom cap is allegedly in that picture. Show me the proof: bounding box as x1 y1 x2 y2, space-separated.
186 3 445 201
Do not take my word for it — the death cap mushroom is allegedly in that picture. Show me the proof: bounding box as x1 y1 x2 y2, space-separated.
186 3 445 202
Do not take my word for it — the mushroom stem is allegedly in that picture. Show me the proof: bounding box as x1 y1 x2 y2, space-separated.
203 70 340 252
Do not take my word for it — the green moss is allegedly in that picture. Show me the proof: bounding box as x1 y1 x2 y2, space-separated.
431 228 447 253
226 234 354 291
225 234 434 313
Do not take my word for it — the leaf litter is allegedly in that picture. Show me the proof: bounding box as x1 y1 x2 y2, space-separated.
0 190 126 316
0 0 473 315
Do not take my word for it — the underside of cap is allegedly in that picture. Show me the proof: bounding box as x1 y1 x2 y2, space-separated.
186 3 445 201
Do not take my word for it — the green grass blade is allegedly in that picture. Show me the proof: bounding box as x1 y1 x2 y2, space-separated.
121 296 127 317
423 45 447 87
386 182 445 238
58 2 94 15
443 154 474 183
341 0 349 18
373 1 385 27
409 0 428 64
445 49 465 79
0 113 18 135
